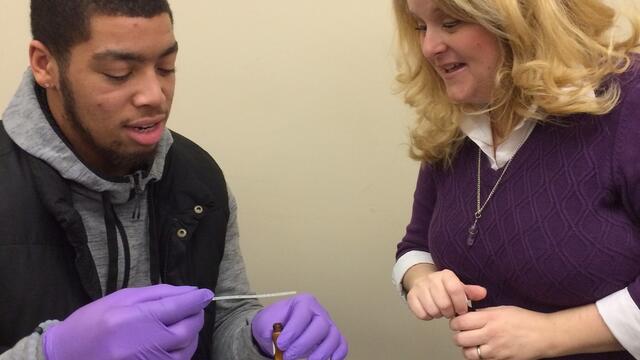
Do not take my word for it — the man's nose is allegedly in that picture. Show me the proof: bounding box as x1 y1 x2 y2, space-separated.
133 70 168 109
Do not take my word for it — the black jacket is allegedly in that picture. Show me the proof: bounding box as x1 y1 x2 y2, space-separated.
0 123 229 359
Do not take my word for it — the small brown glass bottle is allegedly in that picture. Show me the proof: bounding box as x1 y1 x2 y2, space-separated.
272 323 284 360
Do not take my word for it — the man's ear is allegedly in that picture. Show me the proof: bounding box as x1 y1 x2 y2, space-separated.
29 40 60 89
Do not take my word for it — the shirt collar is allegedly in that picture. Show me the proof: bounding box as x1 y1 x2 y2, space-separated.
459 114 535 170
459 89 595 170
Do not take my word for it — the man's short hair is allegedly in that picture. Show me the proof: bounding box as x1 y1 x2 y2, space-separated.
31 0 174 64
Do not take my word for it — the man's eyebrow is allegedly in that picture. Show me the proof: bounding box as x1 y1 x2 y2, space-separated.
92 41 179 63
160 41 179 58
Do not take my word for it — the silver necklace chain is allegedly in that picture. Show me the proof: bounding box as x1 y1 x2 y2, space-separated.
466 137 528 247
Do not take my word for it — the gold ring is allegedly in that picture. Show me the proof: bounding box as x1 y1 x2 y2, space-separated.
476 345 483 359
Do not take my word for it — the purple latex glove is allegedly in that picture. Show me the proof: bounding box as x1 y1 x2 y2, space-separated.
252 293 348 360
43 284 213 360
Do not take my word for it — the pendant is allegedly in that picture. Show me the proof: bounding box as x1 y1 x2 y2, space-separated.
467 219 478 247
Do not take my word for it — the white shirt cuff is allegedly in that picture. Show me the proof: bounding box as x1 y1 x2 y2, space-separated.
596 287 640 358
392 251 434 294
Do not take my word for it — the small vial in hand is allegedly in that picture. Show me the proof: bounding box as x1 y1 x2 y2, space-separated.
272 323 284 360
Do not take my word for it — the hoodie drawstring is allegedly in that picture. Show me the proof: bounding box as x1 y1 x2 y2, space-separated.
131 172 144 220
114 212 131 289
102 192 132 294
102 192 118 295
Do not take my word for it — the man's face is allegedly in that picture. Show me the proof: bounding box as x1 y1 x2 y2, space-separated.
54 13 177 176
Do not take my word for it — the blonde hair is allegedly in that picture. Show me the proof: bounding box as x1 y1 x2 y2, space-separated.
393 0 640 165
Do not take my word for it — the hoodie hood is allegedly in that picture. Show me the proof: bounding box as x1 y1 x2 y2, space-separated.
2 69 173 203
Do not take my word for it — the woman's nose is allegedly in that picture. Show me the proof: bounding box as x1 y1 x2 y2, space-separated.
421 31 447 59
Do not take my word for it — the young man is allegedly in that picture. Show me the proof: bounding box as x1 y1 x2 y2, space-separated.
0 1 348 359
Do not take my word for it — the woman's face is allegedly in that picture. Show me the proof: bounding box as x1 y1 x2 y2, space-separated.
407 0 501 105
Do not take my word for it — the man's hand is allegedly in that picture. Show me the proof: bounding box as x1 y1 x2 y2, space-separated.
43 284 213 360
251 293 348 360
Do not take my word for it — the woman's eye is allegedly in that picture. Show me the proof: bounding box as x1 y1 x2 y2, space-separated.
414 23 427 32
442 20 461 29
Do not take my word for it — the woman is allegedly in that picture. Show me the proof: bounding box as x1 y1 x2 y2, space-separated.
391 0 640 359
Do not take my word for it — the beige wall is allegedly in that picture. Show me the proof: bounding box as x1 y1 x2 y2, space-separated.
0 1 631 359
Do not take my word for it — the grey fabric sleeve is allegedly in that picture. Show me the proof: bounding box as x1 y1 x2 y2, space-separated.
0 334 43 360
0 321 58 360
211 188 269 359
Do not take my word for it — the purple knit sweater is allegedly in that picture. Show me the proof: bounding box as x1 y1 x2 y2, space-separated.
396 65 640 360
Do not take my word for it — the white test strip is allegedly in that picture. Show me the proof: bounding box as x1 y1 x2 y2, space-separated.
211 291 297 302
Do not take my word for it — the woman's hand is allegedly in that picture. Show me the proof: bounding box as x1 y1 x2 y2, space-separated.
403 264 487 320
450 303 624 359
449 306 553 360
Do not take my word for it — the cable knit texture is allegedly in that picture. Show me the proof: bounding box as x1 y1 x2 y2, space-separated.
396 65 640 360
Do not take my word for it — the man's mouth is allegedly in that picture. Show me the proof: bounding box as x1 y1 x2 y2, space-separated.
124 119 166 147
133 124 158 132
126 115 166 132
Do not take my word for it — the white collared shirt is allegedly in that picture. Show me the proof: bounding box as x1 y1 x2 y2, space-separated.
458 113 536 170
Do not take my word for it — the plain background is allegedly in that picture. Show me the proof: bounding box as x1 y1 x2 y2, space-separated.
0 1 632 359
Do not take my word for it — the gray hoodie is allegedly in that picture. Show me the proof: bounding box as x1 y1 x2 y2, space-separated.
1 70 268 359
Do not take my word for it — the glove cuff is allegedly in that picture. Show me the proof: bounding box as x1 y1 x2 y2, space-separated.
40 320 61 360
